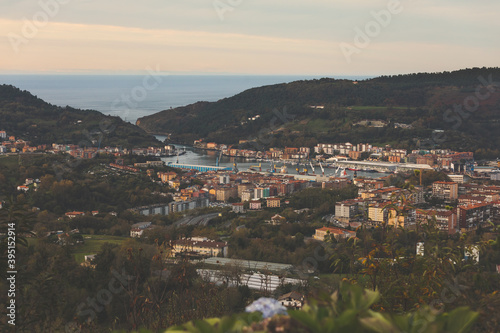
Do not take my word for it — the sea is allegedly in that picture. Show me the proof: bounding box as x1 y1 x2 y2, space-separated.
0 74 370 124
0 74 386 178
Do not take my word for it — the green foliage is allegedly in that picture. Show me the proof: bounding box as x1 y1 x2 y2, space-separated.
164 312 262 333
0 84 160 147
124 283 478 333
137 68 500 157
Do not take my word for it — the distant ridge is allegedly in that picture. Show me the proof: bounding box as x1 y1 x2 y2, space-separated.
0 84 160 148
136 68 500 158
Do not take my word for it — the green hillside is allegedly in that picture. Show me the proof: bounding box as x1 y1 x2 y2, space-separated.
0 84 161 148
136 68 500 158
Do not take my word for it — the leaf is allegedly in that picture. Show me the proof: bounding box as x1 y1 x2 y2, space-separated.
288 310 321 333
444 307 479 333
360 311 399 333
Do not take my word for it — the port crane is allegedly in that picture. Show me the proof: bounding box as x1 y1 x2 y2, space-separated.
216 150 223 167
250 163 262 171
309 161 315 175
319 161 325 176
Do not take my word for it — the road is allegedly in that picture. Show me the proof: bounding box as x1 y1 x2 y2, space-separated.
174 213 220 227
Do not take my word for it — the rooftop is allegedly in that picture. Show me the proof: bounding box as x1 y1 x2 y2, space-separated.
202 257 293 273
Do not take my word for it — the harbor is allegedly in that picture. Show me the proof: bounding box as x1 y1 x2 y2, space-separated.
160 142 393 180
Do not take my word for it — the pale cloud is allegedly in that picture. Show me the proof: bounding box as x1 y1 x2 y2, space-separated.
0 0 498 74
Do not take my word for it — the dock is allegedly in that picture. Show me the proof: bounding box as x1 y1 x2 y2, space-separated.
166 162 232 172
334 160 433 173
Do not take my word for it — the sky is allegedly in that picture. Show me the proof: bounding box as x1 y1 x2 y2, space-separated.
0 0 499 75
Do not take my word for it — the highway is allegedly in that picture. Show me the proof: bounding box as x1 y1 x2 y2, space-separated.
174 213 220 227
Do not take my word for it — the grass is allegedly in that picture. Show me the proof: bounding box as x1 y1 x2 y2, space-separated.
72 234 127 263
289 119 332 133
0 155 19 169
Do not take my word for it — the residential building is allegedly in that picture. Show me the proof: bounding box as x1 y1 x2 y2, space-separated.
254 187 270 199
130 222 152 238
269 214 286 225
416 209 458 234
65 211 85 219
238 183 254 197
354 179 384 191
335 200 361 223
266 197 281 208
219 174 230 184
249 200 262 210
387 207 416 229
158 171 177 183
457 202 492 231
17 185 29 192
241 189 254 202
232 203 245 214
171 237 228 257
278 291 304 310
349 151 362 160
216 187 238 202
368 202 390 226
448 174 465 184
432 181 458 201
313 227 356 241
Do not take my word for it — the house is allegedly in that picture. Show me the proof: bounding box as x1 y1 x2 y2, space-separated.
232 203 245 214
266 197 281 208
249 200 262 210
158 171 177 183
65 211 85 219
81 254 97 268
278 291 305 310
313 227 356 241
269 214 286 225
171 237 228 257
130 228 145 238
169 180 181 188
17 185 29 192
130 222 152 238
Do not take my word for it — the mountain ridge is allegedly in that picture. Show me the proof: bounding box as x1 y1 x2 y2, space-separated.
0 84 161 148
136 67 500 158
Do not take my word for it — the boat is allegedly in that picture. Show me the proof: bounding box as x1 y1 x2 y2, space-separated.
347 167 362 171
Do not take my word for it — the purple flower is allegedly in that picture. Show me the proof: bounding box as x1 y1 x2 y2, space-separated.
245 297 288 318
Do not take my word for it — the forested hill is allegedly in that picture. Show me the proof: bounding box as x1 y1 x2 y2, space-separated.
136 67 500 158
0 84 161 148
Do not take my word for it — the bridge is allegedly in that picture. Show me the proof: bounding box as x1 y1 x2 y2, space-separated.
166 162 232 172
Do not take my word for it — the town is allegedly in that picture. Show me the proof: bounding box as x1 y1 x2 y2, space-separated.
1 128 499 332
